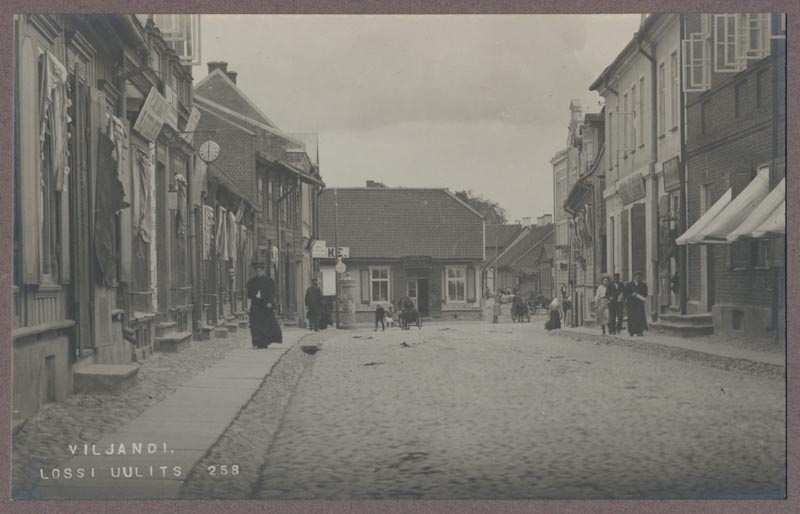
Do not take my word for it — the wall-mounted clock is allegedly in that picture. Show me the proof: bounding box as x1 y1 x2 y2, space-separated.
198 140 221 164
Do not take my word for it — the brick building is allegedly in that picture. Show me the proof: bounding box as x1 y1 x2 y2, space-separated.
318 187 485 322
677 14 785 343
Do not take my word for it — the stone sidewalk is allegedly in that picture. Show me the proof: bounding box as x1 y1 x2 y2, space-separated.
558 324 784 371
30 329 310 500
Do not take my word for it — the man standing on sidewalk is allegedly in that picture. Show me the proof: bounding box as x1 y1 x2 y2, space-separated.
305 278 324 331
606 273 625 335
247 261 282 348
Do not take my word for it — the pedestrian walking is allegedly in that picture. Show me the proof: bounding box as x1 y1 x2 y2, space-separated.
546 297 562 331
594 275 610 335
606 273 625 334
304 278 324 331
375 304 386 331
625 272 649 336
246 261 282 348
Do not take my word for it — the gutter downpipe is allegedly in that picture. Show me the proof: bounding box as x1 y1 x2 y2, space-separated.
636 30 659 321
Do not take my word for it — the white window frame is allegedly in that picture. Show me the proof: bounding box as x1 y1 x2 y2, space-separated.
638 76 645 147
682 32 711 92
622 92 629 154
714 14 745 72
607 111 614 170
735 13 771 64
446 266 467 303
670 51 680 127
631 84 637 150
369 266 390 303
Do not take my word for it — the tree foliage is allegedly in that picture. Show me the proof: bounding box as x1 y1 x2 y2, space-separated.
453 190 508 225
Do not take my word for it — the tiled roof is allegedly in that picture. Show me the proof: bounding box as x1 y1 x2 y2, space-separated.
485 224 524 250
193 71 276 128
318 188 484 260
494 224 554 269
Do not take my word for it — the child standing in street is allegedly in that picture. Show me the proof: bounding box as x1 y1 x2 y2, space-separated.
375 304 386 331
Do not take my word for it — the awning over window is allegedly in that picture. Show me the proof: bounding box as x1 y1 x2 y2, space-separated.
751 199 785 238
726 177 785 242
675 189 731 245
699 167 770 242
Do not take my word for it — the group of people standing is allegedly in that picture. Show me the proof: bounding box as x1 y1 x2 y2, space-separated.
593 272 648 336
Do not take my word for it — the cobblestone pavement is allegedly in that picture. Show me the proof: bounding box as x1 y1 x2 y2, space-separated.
11 326 287 499
240 319 785 500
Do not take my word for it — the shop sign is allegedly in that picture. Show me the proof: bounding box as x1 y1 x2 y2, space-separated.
133 87 169 142
181 107 201 144
164 85 179 131
311 240 327 258
663 156 681 192
620 173 646 204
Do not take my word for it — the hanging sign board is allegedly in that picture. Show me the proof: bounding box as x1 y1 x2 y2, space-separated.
662 156 681 192
133 87 169 142
181 107 201 144
311 240 328 258
620 172 646 204
335 261 347 274
327 247 349 258
164 85 179 131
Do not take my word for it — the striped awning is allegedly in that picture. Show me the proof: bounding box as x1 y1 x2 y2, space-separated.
676 189 731 245
726 177 785 242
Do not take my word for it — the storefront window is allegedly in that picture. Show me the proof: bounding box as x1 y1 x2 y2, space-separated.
447 267 466 302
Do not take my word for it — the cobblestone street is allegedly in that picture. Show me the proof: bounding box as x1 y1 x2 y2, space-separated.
225 315 784 500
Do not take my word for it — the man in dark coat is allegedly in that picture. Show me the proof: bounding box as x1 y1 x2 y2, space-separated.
246 261 282 348
625 272 649 336
605 273 625 335
305 278 324 331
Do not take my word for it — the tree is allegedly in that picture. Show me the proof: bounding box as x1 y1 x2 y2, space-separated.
453 190 508 224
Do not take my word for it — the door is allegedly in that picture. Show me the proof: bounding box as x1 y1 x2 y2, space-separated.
406 279 418 308
417 279 430 317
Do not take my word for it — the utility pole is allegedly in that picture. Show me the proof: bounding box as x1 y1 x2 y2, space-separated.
334 188 340 329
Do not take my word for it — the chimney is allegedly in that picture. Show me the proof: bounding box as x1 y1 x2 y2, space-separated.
541 214 553 225
226 71 238 84
207 61 228 75
522 217 532 226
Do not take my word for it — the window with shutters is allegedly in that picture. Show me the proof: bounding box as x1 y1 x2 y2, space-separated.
370 267 390 302
446 266 466 302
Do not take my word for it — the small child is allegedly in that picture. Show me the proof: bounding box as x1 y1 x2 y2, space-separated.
385 305 394 328
375 304 386 331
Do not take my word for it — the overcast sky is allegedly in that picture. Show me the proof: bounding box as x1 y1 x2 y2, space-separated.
193 15 642 221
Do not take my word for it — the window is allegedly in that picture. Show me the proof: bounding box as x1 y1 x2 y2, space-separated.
631 85 637 149
370 267 390 302
257 177 264 218
623 93 629 154
608 111 614 169
735 13 770 62
638 77 645 145
701 100 710 134
756 69 768 107
267 177 274 222
658 63 666 135
670 51 680 126
446 267 466 302
407 279 417 300
609 216 615 273
682 33 711 92
734 80 745 117
756 239 770 268
714 14 743 72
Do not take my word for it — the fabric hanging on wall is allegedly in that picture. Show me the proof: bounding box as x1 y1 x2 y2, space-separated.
175 173 187 238
227 210 238 262
235 202 245 223
107 113 129 195
202 204 214 260
39 51 71 192
216 206 229 261
95 132 130 286
133 147 152 243
271 245 279 273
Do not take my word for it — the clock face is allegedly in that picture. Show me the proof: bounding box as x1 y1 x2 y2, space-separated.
199 140 220 163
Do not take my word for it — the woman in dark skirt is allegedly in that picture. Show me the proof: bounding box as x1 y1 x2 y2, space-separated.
625 272 649 336
246 261 283 348
546 297 562 331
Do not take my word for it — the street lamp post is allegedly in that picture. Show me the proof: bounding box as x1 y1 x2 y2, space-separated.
334 188 340 329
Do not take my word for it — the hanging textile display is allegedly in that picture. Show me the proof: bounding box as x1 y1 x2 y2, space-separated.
202 204 214 261
271 244 279 273
175 173 188 238
216 206 229 261
95 133 130 286
227 210 238 262
107 113 129 195
133 147 152 242
39 51 71 192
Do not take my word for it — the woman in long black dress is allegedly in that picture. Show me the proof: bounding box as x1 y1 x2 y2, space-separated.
625 272 649 336
246 261 282 348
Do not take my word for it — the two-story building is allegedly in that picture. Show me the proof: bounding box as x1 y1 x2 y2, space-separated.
317 187 484 322
192 61 324 328
676 13 785 343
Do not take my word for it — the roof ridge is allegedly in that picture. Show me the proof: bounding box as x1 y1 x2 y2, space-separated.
193 68 279 128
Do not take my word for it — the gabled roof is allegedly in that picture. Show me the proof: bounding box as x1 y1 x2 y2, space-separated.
193 69 278 129
318 188 484 260
485 224 524 250
492 224 555 270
